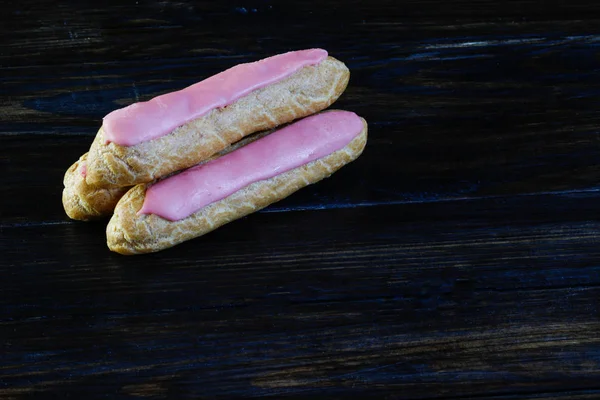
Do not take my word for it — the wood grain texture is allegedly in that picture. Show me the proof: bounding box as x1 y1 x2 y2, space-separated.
3 193 600 397
4 2 600 224
2 0 600 398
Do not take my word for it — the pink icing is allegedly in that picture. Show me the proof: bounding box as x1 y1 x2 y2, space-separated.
138 111 364 221
103 49 328 146
80 163 87 178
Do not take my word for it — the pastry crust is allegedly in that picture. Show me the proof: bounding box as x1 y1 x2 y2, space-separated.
86 56 350 187
63 131 273 220
62 152 131 221
106 118 367 255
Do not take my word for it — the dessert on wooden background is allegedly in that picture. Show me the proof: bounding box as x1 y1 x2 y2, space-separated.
62 49 368 254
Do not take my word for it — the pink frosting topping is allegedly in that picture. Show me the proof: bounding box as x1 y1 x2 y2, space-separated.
80 163 87 178
102 49 328 146
138 111 364 221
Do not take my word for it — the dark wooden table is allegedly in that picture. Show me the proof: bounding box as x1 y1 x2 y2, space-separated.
2 0 600 398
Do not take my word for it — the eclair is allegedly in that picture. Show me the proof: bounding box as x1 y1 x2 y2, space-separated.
86 49 350 187
107 110 368 255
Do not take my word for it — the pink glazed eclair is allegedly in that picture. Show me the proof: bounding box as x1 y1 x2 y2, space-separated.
107 110 368 255
86 49 350 187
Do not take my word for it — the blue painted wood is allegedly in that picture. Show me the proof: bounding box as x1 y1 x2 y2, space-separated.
2 0 600 398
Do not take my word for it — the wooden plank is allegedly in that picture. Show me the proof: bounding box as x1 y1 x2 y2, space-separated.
3 4 600 224
2 192 600 397
5 103 600 223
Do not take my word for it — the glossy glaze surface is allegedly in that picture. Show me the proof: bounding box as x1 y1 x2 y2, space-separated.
139 111 363 221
